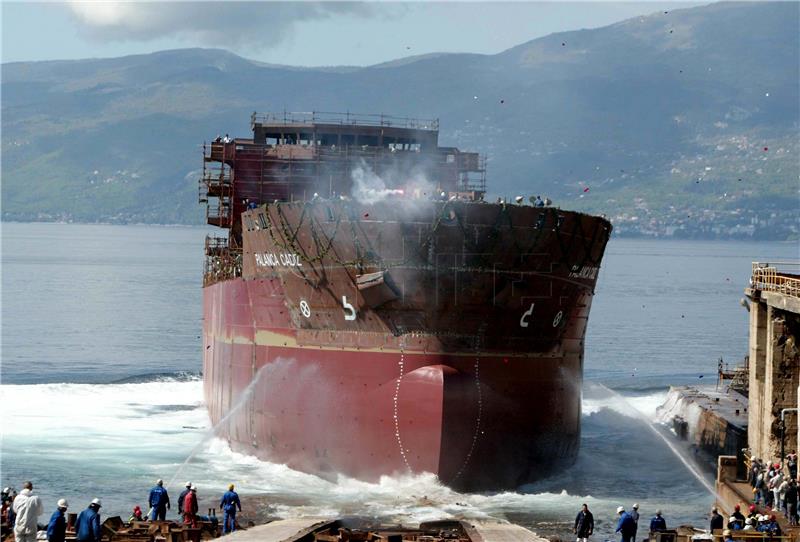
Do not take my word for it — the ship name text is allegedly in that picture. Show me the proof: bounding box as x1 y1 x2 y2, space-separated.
254 252 303 268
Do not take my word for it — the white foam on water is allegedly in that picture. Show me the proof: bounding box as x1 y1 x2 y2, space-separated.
1 376 709 537
582 385 668 420
0 380 209 463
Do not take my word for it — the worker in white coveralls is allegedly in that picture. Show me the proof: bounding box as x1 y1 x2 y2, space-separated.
13 481 44 542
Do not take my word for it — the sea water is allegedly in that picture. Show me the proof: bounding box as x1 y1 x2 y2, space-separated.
1 222 796 539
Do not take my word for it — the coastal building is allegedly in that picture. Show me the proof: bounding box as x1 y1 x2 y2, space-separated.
716 261 800 518
746 262 800 463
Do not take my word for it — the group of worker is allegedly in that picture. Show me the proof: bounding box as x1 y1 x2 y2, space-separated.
137 479 242 533
710 503 783 538
1 482 102 542
749 454 799 525
0 479 243 542
574 503 667 542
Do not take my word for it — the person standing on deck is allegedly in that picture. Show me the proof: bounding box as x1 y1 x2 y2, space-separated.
182 485 198 528
785 480 798 525
75 499 102 542
574 503 593 542
710 508 724 532
629 503 640 542
649 510 666 533
177 482 191 517
13 481 44 542
47 499 68 542
788 453 798 480
148 479 170 521
615 507 636 542
220 484 242 534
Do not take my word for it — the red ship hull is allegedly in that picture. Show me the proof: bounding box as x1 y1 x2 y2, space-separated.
202 201 609 491
203 278 583 490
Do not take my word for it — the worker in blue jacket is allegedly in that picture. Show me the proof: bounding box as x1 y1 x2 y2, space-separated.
47 499 68 542
148 479 170 521
75 499 102 542
615 506 637 542
649 509 667 533
220 483 242 534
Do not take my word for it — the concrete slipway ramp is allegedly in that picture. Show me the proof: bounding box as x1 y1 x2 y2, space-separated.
222 517 548 542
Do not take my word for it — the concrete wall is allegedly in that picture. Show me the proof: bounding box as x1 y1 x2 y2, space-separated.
746 289 800 464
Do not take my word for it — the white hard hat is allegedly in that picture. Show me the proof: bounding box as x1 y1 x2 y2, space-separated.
156 479 163 485
57 499 68 509
185 481 192 488
656 509 662 515
633 503 639 509
617 506 625 514
91 498 102 507
190 484 197 491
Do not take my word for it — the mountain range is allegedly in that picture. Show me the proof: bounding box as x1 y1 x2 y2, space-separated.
2 1 798 237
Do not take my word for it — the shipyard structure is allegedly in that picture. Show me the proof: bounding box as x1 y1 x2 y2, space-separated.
716 262 800 514
199 111 611 490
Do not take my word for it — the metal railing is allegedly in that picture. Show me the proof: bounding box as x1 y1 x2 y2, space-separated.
251 110 439 131
203 236 242 286
206 200 231 227
751 262 800 298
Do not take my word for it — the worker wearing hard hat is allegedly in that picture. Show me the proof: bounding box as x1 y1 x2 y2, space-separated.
649 509 667 533
220 483 242 534
75 498 102 542
47 499 68 542
177 481 192 517
615 506 637 542
182 484 199 528
147 479 170 521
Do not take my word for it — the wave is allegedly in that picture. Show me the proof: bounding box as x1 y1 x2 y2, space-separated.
582 383 668 420
0 376 712 538
109 370 202 384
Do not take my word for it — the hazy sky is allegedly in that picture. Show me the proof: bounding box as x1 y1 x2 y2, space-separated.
2 1 705 66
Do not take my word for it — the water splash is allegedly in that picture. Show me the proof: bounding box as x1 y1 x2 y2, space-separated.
593 383 718 497
167 363 272 488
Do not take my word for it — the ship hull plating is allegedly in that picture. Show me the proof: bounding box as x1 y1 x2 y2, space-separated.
203 279 582 490
203 201 609 490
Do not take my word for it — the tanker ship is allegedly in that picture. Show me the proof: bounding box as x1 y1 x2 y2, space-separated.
200 111 611 491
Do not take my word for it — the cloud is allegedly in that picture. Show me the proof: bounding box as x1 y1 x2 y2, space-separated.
66 1 374 49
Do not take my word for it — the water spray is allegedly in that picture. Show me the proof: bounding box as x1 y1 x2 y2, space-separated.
167 363 272 488
593 383 719 498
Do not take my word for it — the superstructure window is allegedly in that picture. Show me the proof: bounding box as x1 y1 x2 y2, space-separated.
266 133 280 145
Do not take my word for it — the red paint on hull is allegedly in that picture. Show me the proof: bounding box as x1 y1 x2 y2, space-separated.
203 277 583 490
